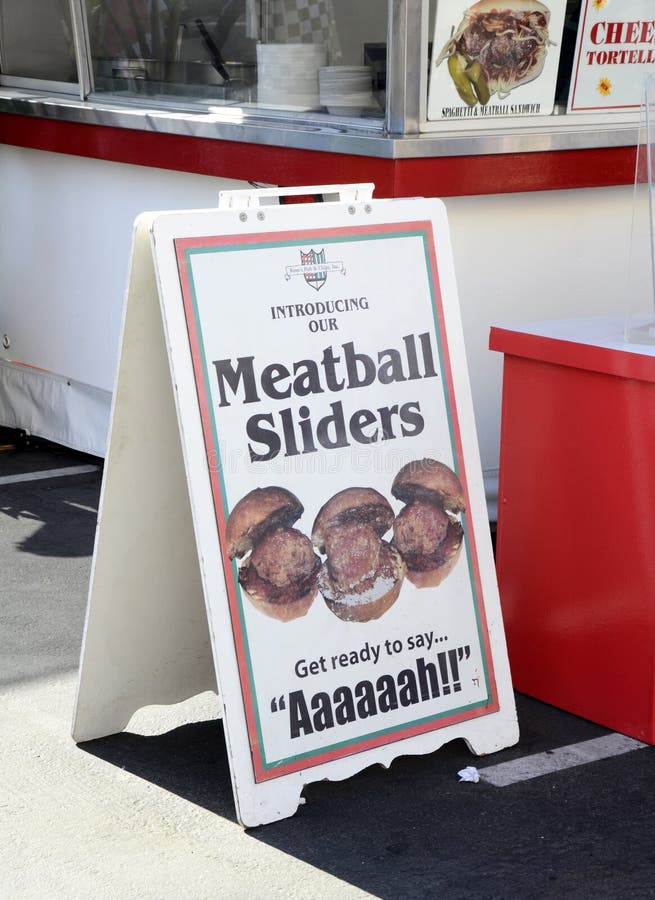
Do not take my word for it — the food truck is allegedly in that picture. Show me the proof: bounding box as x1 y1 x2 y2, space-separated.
1 0 652 518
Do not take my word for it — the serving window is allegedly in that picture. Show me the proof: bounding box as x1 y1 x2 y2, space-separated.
0 0 79 88
84 1 388 121
0 0 650 150
0 1 388 123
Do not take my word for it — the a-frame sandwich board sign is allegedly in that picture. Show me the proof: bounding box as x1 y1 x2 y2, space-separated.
72 184 518 828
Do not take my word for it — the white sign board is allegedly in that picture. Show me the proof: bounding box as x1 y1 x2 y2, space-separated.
73 187 518 827
568 0 655 112
428 0 566 122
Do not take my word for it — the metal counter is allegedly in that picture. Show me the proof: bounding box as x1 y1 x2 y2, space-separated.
0 88 641 160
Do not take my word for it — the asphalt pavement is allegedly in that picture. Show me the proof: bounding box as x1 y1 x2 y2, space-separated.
2 429 655 899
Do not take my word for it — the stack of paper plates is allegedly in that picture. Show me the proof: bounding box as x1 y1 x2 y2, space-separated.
256 43 328 110
319 66 375 115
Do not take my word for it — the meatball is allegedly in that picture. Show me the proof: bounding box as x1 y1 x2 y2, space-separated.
393 500 450 559
324 522 381 589
250 526 317 587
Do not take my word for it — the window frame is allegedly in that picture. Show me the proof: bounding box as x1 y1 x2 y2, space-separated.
0 0 643 157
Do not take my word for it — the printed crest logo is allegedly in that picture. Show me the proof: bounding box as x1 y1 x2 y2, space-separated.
301 249 327 291
285 248 346 288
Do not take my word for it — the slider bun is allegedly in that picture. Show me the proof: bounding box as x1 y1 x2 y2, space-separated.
238 578 318 622
238 526 321 621
404 534 463 589
319 543 405 623
226 486 303 559
391 459 466 514
467 0 550 19
312 487 394 552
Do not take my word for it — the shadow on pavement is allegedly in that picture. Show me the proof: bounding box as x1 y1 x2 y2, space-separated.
1 441 102 686
9 433 655 897
77 695 655 899
1 487 99 557
1 434 102 558
79 720 239 824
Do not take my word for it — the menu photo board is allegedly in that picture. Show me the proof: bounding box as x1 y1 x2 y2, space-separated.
152 193 519 825
568 0 655 112
427 0 567 122
74 189 518 828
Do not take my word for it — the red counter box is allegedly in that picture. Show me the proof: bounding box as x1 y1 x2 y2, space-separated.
490 316 655 743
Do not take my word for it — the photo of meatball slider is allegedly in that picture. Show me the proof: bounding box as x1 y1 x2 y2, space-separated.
391 458 466 588
312 487 406 623
225 486 321 622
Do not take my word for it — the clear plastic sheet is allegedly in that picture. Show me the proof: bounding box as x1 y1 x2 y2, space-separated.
625 74 655 344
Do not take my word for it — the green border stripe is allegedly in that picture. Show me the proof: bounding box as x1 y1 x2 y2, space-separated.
185 229 492 772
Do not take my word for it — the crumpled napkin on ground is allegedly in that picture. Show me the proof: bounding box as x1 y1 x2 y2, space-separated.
457 766 480 783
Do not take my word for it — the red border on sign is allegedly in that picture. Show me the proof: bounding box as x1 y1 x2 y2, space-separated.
174 222 499 782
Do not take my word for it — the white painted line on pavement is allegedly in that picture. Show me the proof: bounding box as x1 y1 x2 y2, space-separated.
63 500 99 513
0 464 99 485
479 733 649 787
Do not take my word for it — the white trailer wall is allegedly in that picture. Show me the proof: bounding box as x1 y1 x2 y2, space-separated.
0 146 248 455
445 183 644 515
